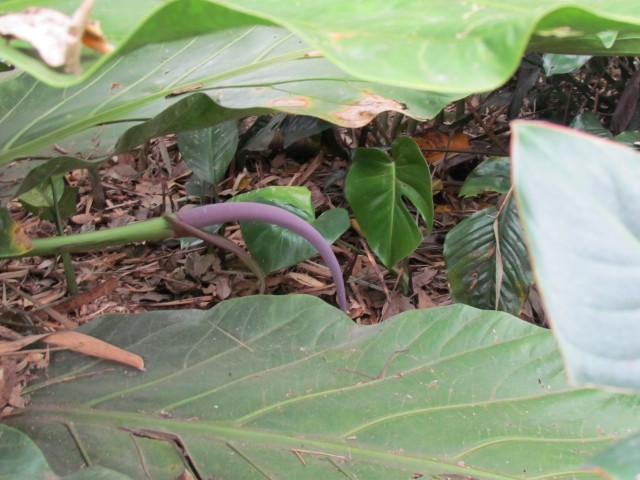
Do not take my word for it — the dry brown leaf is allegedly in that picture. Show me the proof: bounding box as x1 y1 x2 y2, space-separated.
412 129 470 164
44 331 144 370
0 0 113 74
289 272 325 288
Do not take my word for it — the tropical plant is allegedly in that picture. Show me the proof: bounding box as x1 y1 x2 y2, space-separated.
1 1 640 478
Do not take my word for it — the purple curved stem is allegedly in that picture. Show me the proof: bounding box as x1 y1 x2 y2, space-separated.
176 202 348 312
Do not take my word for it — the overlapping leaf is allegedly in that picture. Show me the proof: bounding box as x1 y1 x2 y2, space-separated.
3 0 640 94
5 295 640 478
444 197 532 314
0 11 455 168
178 121 238 185
512 121 640 389
231 186 349 273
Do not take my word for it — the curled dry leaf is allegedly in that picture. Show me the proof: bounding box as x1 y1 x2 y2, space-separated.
44 331 145 370
1 330 143 370
0 0 113 74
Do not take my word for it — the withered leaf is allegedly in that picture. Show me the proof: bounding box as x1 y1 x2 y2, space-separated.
0 0 113 74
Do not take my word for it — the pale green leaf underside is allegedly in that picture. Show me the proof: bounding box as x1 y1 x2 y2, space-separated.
6 296 640 479
513 121 640 390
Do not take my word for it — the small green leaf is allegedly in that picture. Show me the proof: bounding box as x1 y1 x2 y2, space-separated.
459 157 511 197
615 131 640 147
178 121 239 185
345 136 433 268
231 187 349 273
570 112 612 139
542 54 592 76
18 175 77 223
512 121 640 389
16 156 103 198
0 207 31 256
444 197 532 314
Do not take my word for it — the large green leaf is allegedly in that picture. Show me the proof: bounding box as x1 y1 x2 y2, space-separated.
444 197 532 315
512 121 640 390
0 2 456 168
345 137 433 269
5 295 640 478
3 1 640 94
231 186 349 273
236 0 640 93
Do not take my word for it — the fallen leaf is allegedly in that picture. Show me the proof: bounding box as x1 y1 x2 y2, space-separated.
44 331 144 370
0 0 113 74
412 128 470 164
1 330 143 370
289 272 325 288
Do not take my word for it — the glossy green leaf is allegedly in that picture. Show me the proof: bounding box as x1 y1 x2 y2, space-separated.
459 157 511 197
177 120 239 185
542 54 592 76
614 130 640 147
0 206 31 256
512 121 640 390
228 0 640 93
231 186 349 273
5 295 640 478
585 432 640 479
345 137 433 268
444 197 532 314
3 1 640 94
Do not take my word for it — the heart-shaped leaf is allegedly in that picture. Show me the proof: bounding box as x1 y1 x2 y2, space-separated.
231 186 349 273
345 136 433 268
5 295 640 478
512 121 640 389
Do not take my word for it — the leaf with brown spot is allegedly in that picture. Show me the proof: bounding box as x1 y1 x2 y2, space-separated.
335 94 406 127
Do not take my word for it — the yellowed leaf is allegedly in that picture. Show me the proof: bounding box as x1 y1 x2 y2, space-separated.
0 0 113 74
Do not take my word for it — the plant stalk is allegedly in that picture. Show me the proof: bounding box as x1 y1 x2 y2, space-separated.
50 178 78 295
